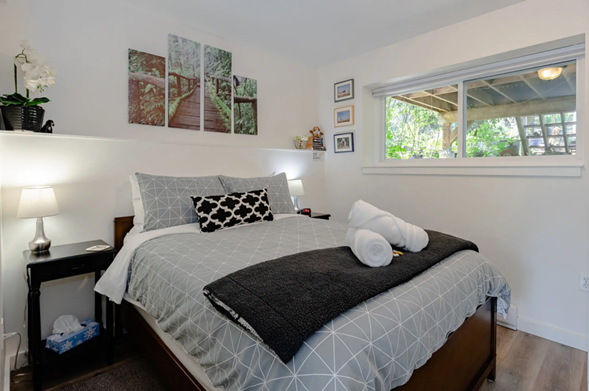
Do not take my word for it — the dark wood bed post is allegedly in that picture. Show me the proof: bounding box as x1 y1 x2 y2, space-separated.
114 216 497 391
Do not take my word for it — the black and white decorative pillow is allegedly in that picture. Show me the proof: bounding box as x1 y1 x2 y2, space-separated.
191 188 274 233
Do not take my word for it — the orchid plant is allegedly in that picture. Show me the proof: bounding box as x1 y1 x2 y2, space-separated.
0 40 57 107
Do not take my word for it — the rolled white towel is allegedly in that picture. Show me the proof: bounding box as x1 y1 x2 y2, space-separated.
348 200 429 252
346 228 393 267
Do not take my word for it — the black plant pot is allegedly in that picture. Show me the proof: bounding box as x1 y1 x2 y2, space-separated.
0 105 45 132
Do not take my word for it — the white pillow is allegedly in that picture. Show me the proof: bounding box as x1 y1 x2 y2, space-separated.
129 174 145 231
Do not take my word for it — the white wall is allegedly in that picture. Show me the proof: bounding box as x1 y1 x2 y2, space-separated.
0 0 318 148
317 0 589 350
0 133 325 363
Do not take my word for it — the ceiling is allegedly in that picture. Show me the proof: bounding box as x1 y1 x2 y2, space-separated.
122 0 524 67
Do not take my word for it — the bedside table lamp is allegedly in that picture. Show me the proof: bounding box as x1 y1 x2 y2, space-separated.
288 179 305 212
17 186 60 253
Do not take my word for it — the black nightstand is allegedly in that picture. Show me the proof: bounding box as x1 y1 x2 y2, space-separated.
298 212 331 220
24 240 116 391
310 212 331 220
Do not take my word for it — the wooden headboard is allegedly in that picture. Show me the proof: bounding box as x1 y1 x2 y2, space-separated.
114 216 135 251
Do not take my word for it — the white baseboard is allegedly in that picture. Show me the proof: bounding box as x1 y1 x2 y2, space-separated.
518 317 588 352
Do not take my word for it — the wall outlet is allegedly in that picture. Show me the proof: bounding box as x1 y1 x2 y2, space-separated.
580 273 589 292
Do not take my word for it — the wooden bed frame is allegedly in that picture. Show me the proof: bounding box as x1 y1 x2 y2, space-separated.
114 216 497 391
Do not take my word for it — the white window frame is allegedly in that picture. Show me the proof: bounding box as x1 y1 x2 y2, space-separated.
365 42 585 177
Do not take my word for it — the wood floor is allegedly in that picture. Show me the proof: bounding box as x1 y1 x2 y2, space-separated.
10 327 587 391
479 326 587 391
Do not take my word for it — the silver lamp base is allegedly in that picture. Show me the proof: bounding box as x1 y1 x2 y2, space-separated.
293 196 301 212
29 217 51 253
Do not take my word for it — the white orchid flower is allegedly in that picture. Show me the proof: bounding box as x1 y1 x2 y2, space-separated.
21 63 34 72
24 69 39 80
25 80 38 91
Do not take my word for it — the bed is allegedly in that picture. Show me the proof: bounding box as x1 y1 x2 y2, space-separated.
108 214 510 391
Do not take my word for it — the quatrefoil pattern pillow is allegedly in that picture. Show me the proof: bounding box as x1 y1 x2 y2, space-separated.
191 188 274 233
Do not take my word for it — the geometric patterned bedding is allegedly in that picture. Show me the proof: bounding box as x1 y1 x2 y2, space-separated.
127 216 511 391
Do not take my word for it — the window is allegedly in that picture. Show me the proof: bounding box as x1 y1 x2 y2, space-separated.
465 62 576 157
378 42 583 165
385 85 458 159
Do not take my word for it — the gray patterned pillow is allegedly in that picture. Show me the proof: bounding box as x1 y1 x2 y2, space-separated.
135 172 226 232
218 172 295 214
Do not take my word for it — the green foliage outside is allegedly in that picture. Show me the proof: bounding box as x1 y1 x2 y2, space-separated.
465 119 520 157
385 98 456 159
386 97 525 159
128 49 165 126
234 77 257 135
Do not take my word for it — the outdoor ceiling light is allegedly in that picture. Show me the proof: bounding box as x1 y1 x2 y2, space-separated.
538 67 563 81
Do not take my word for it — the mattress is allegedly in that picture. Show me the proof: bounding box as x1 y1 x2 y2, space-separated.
122 216 510 390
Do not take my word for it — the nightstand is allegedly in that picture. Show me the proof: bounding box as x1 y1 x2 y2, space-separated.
307 212 331 220
24 240 116 391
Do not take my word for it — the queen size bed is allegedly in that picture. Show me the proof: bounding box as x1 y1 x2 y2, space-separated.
97 172 510 391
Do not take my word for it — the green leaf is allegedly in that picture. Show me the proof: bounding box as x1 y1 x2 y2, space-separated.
25 97 50 106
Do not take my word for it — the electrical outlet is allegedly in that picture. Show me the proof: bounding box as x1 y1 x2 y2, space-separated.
580 273 589 292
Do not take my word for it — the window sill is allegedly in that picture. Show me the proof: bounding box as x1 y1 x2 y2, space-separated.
362 159 584 177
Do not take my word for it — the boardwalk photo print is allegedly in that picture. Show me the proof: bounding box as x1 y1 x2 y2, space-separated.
233 76 257 135
204 45 232 133
128 49 165 126
168 34 201 130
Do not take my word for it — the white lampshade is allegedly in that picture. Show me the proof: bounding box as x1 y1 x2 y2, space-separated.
288 180 305 196
17 186 60 219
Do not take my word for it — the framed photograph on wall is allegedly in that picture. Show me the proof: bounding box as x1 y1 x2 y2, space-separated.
334 132 354 153
334 79 354 102
334 105 354 127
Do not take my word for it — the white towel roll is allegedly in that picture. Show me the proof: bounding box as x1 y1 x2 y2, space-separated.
348 200 429 252
346 228 393 267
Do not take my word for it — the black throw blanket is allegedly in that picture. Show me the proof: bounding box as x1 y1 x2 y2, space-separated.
203 230 478 363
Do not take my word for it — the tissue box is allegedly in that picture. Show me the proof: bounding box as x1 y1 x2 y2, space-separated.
45 320 100 354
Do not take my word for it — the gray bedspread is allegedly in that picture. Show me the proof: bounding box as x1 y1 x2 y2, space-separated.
128 216 510 391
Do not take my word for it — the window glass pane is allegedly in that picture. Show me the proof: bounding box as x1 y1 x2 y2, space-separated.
385 85 458 159
465 62 576 157
566 124 576 135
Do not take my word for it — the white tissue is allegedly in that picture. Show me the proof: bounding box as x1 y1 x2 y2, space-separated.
53 315 84 336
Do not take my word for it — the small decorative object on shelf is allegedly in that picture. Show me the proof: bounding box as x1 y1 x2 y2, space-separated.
40 120 54 133
309 126 326 151
0 40 56 132
294 134 309 149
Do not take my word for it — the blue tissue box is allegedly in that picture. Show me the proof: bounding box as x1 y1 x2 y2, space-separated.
45 319 100 354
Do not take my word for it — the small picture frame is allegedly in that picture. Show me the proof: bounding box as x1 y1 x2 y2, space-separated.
334 132 354 153
334 105 354 127
334 79 354 102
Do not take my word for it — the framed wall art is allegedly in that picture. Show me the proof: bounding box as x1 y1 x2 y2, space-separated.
334 79 354 102
334 105 354 127
334 132 354 153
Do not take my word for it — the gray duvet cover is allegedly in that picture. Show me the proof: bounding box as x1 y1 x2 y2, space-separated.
128 216 510 391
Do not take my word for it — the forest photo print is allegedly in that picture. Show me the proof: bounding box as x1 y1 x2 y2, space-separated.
233 76 258 135
204 45 232 133
128 49 165 126
168 34 201 130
